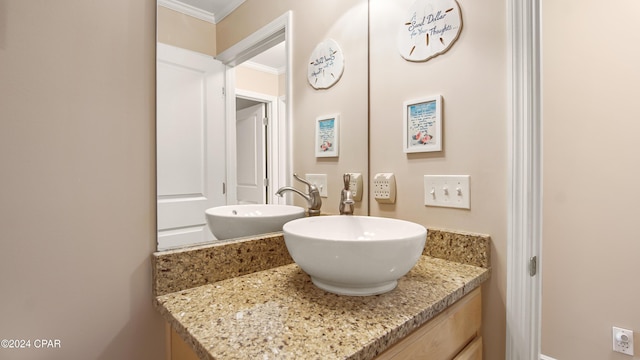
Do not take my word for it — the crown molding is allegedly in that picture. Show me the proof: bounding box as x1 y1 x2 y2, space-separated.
211 0 245 23
158 0 245 24
158 0 215 23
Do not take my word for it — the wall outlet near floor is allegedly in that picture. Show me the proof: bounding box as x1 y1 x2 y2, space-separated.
373 173 396 203
613 326 634 355
423 175 470 209
305 174 328 198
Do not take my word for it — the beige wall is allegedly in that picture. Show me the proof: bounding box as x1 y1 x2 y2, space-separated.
236 65 281 97
217 0 370 215
541 0 640 359
369 1 507 359
7 2 631 359
157 5 216 56
0 1 165 359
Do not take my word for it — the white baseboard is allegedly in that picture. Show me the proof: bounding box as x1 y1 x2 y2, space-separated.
540 355 558 360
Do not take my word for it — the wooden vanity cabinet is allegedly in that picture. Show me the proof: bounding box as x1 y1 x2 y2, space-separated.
166 325 199 360
375 288 483 360
167 287 482 360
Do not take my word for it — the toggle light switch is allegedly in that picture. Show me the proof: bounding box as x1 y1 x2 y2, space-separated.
423 175 470 209
306 174 328 198
346 172 363 201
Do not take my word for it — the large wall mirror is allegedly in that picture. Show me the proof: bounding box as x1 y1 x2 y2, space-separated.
156 0 369 251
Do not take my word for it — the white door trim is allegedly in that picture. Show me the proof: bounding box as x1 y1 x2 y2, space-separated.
215 11 290 66
216 11 292 205
540 355 558 360
506 0 542 359
235 89 281 204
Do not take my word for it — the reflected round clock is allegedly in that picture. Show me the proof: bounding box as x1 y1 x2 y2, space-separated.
397 0 462 62
307 39 344 89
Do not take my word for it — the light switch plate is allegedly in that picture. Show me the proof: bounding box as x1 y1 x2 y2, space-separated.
424 175 470 209
305 174 328 198
347 173 363 201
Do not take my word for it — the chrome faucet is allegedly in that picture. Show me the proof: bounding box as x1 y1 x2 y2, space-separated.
339 173 355 215
276 173 322 216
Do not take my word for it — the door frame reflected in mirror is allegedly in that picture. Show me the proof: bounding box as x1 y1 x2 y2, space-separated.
235 89 281 204
217 11 293 207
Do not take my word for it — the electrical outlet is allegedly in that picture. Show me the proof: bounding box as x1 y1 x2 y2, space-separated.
347 172 363 201
305 174 328 198
373 173 396 204
613 327 634 355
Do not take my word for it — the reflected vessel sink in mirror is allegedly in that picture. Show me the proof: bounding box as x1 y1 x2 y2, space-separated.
205 204 305 240
283 216 427 296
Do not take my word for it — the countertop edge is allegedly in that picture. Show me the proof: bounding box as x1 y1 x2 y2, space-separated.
351 271 489 360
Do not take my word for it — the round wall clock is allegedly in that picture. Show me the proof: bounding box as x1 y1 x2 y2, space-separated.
307 39 345 89
397 0 462 62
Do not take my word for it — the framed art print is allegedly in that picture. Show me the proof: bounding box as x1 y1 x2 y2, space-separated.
403 95 442 153
315 114 339 157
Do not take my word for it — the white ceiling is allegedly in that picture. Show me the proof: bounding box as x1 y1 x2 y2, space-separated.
245 42 286 74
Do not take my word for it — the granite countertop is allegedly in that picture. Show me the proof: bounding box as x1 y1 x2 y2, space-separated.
154 254 489 360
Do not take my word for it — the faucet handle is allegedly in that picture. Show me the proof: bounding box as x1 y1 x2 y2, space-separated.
293 173 316 191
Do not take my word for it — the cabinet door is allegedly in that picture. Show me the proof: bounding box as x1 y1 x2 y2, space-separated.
168 325 199 360
454 336 483 360
375 288 482 360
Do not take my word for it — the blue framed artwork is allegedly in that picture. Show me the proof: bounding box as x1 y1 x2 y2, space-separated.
315 114 339 157
403 95 442 153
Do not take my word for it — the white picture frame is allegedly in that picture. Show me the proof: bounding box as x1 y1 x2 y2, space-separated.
403 95 442 153
315 114 339 157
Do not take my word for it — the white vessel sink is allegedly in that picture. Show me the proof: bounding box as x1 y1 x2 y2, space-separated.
283 215 427 296
205 204 305 240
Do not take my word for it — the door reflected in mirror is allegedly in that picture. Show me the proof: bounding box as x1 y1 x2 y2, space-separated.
156 42 226 251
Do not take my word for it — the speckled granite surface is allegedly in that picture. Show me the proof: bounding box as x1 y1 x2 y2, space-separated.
152 227 492 359
425 228 491 269
155 256 489 360
152 228 491 297
153 234 293 296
